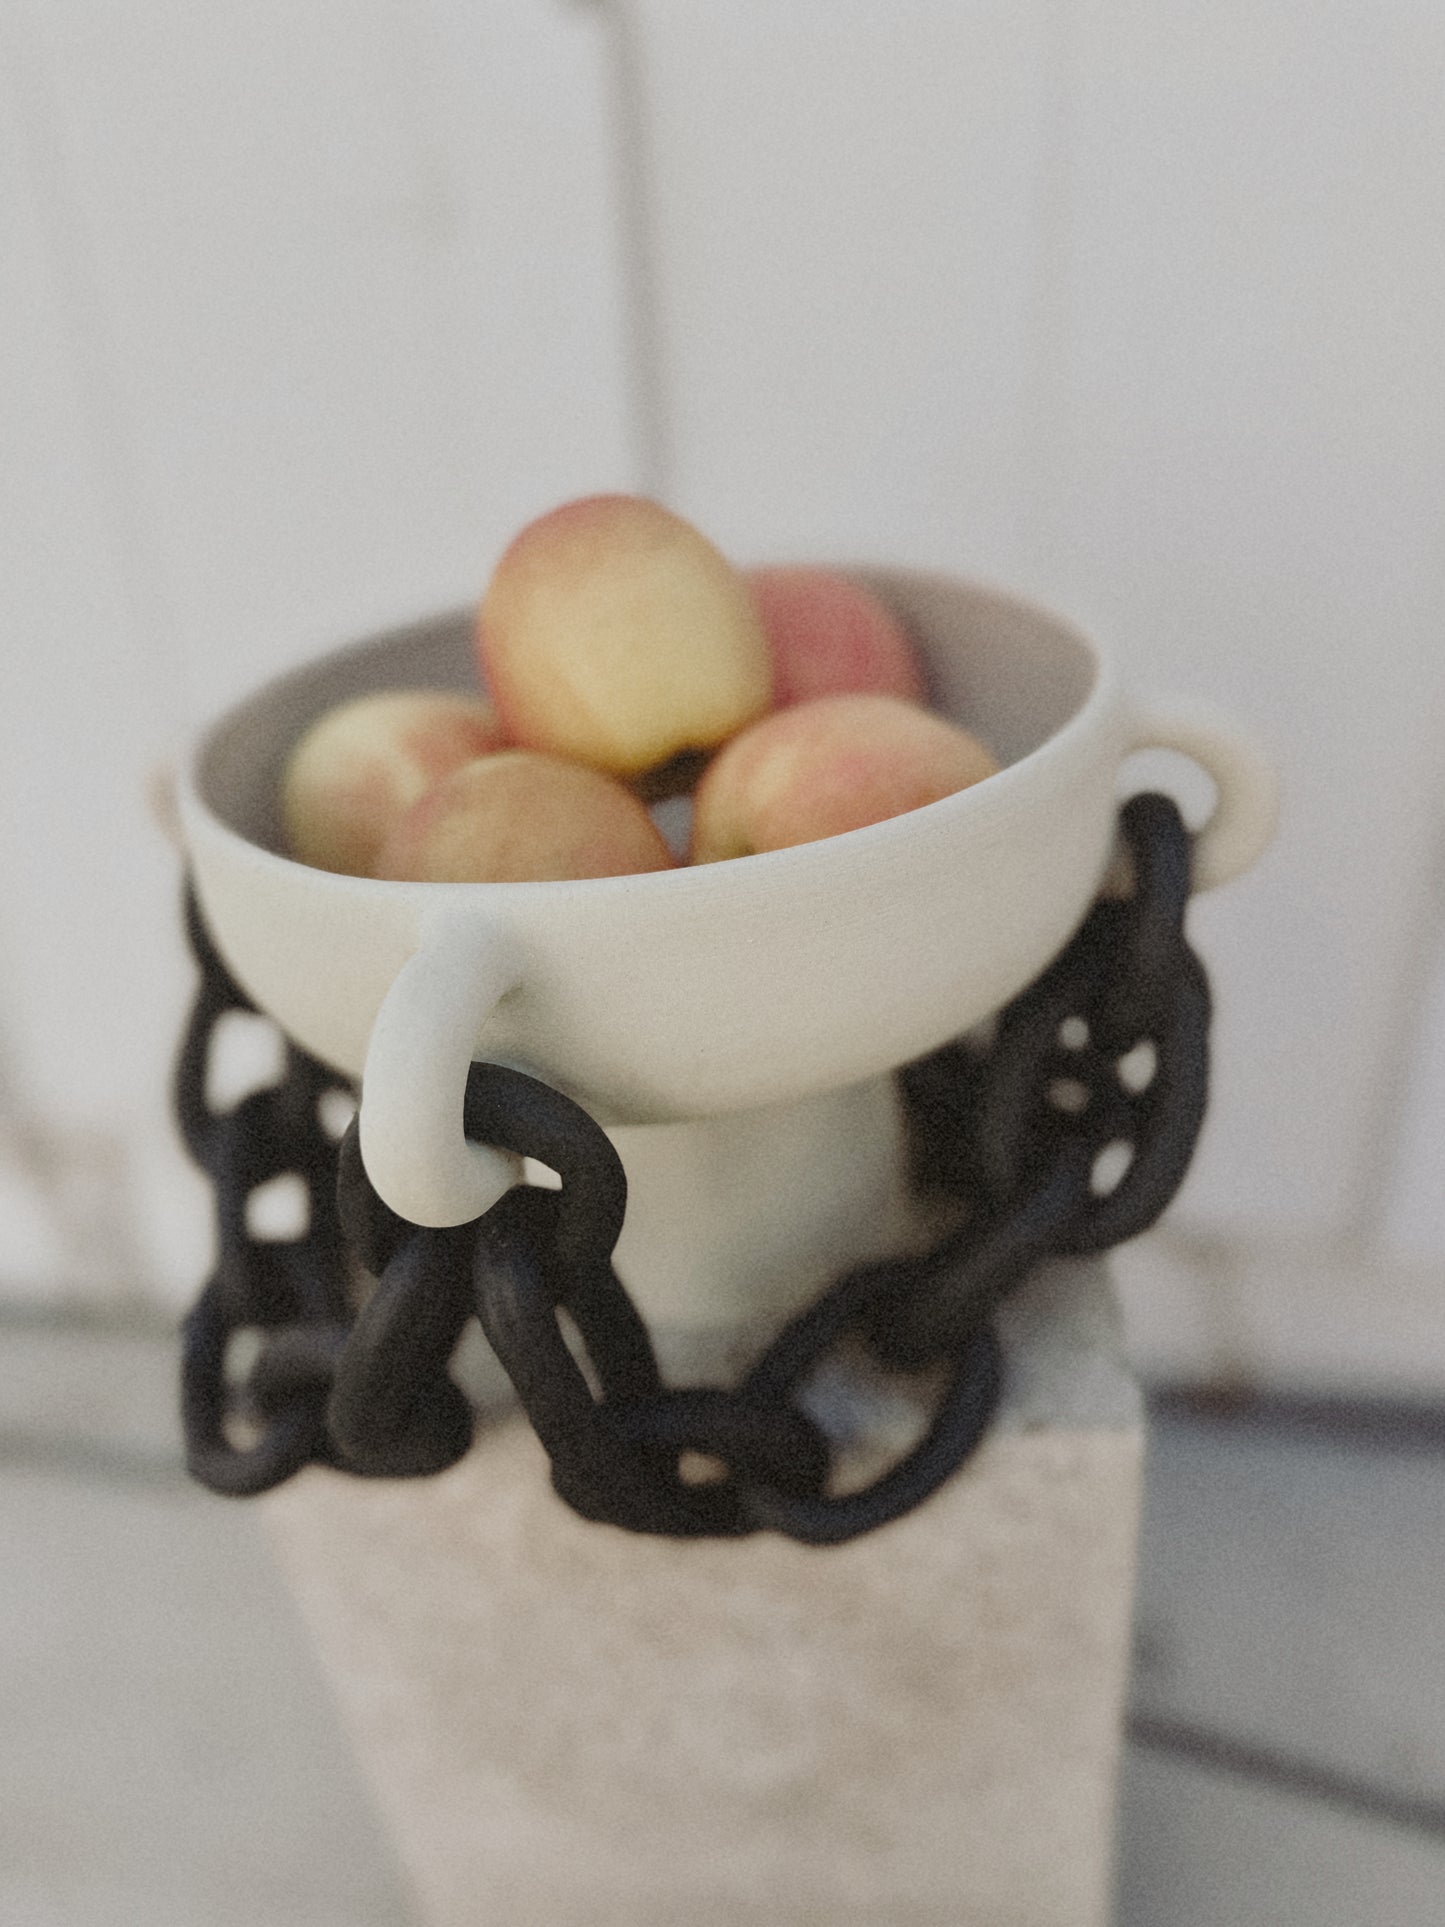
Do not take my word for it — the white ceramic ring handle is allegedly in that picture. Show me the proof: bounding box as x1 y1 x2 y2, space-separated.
1129 696 1280 891
359 905 525 1228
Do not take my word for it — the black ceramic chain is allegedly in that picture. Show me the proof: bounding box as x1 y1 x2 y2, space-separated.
175 792 1208 1542
174 891 360 1495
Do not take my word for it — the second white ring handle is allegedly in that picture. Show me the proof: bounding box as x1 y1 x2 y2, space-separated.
1128 697 1279 892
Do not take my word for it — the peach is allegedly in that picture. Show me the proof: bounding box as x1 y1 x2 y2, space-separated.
689 693 999 863
749 567 925 708
282 690 508 876
372 750 674 884
477 495 772 782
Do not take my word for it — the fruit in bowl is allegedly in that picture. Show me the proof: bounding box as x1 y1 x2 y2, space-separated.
478 494 773 788
279 495 1000 883
373 751 674 884
749 566 926 709
689 693 999 863
282 690 506 877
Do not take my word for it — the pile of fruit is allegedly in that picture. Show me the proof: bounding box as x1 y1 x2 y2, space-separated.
282 495 999 882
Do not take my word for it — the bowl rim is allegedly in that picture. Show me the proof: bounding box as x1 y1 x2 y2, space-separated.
178 564 1121 904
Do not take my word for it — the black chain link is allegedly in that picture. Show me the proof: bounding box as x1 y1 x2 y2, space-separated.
175 890 358 1495
175 793 1209 1542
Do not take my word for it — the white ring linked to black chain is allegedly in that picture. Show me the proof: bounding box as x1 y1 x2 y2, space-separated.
175 793 1209 1542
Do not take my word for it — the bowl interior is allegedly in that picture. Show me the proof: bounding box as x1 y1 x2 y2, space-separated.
194 569 1099 855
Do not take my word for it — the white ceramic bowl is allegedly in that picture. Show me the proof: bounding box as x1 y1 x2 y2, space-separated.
179 569 1276 1228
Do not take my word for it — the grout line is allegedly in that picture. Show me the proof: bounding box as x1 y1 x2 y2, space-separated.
0 3 187 730
1027 0 1077 592
1145 1385 1445 1456
1127 1711 1445 1844
0 1295 176 1336
0 1428 186 1491
1353 788 1445 1249
596 0 673 501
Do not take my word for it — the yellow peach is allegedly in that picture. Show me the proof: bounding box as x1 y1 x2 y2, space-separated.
477 495 772 781
372 750 675 884
282 690 507 876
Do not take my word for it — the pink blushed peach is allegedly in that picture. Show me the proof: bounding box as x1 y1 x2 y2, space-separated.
689 693 999 863
749 566 925 708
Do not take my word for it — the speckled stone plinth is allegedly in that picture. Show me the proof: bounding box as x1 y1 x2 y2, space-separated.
263 1259 1142 1927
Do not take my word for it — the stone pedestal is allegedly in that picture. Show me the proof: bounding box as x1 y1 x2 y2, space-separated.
263 1258 1142 1927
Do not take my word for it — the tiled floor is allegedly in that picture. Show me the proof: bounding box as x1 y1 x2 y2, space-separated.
2 1316 1442 1925
1120 1396 1445 1925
